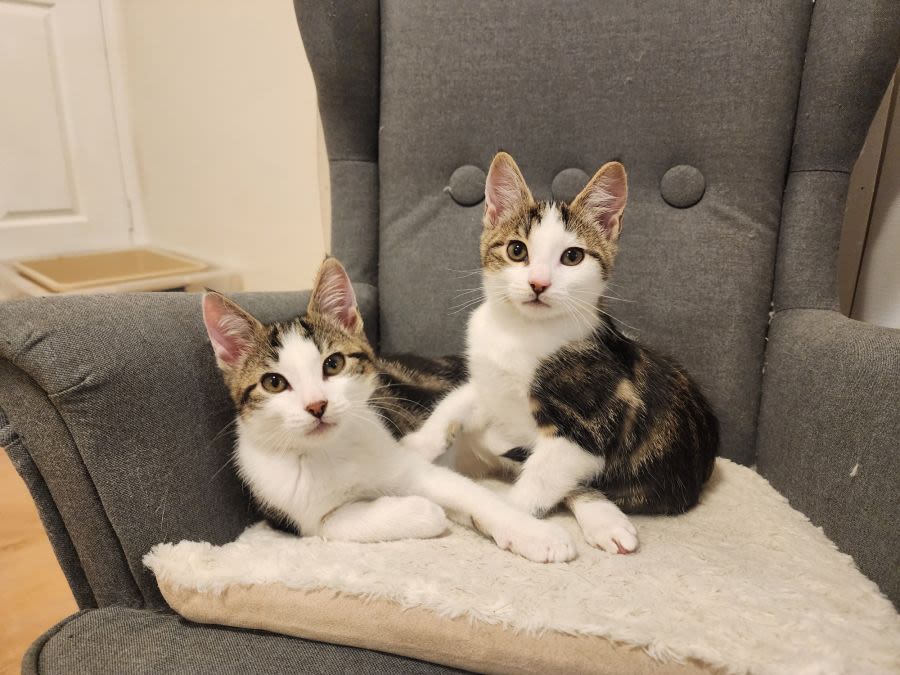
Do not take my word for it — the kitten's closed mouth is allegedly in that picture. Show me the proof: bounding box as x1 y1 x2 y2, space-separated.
524 298 550 307
307 420 335 436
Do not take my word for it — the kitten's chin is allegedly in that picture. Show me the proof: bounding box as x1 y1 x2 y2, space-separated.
512 297 564 320
251 419 342 453
304 419 336 438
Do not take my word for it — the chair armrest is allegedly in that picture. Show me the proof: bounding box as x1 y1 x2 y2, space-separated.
0 285 377 609
757 309 899 605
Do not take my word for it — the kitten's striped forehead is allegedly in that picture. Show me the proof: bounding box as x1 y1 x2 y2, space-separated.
265 319 312 348
522 202 573 237
275 325 324 371
267 314 370 360
230 312 377 414
480 199 616 277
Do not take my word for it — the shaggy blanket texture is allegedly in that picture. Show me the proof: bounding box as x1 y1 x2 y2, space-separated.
145 459 900 675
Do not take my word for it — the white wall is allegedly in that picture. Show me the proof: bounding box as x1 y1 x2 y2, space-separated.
852 77 900 329
114 0 329 292
838 80 892 314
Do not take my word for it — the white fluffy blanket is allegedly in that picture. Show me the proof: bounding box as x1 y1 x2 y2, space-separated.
146 459 900 674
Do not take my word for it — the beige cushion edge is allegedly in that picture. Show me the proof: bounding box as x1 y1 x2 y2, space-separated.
159 580 715 675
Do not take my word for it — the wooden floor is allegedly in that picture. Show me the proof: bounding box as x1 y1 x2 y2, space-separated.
0 450 77 675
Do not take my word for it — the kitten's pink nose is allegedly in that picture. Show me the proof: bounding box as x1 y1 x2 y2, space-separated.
305 400 328 419
529 281 549 296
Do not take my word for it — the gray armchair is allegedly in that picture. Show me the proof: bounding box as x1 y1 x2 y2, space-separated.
2 1 898 672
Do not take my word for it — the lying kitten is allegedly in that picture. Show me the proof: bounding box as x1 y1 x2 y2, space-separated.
403 152 719 554
202 257 575 563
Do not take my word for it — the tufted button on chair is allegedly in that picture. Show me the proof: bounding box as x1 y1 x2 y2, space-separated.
446 165 486 206
660 165 706 208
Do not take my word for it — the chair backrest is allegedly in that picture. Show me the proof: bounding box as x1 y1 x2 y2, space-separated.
296 0 898 464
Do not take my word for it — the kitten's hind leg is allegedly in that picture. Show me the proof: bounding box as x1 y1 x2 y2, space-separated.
565 491 638 554
318 496 449 543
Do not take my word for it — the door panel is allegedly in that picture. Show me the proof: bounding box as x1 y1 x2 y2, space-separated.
0 0 131 258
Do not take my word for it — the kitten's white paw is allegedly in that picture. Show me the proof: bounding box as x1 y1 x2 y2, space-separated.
506 484 553 518
396 496 449 539
578 500 639 554
400 430 447 463
493 517 577 563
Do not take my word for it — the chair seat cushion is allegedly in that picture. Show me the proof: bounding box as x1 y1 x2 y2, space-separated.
145 460 900 675
27 607 459 675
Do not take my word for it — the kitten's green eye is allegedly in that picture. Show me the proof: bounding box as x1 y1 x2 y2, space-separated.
561 247 585 266
507 240 528 262
323 353 346 377
261 373 288 393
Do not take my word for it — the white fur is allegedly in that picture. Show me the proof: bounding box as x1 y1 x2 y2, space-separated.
566 492 638 554
506 436 605 517
319 497 449 542
146 459 900 675
234 327 576 563
404 206 638 551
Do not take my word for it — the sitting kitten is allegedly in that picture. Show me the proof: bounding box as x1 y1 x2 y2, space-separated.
202 257 576 563
403 152 719 554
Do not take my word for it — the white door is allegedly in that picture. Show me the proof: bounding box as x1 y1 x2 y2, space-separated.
0 0 132 259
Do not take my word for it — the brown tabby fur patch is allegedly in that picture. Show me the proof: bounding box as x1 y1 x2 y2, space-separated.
528 315 718 515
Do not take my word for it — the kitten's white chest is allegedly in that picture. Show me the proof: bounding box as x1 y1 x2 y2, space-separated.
466 305 563 447
235 441 316 527
234 423 397 534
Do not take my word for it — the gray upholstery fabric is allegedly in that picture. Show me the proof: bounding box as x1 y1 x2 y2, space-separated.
776 0 900 313
447 165 486 206
293 1 379 163
773 171 850 313
775 0 900 311
790 0 900 174
659 165 706 209
25 608 461 675
762 0 900 607
550 168 590 204
0 411 95 609
0 288 377 609
294 1 381 291
375 0 814 464
0 359 142 608
327 160 381 295
757 309 900 606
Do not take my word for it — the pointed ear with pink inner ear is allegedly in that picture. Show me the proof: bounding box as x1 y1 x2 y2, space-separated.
307 257 364 335
484 151 533 228
202 292 261 371
570 162 628 242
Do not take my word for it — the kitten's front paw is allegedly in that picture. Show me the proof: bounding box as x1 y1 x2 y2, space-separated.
400 430 447 463
506 484 552 518
495 518 577 563
578 501 639 554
